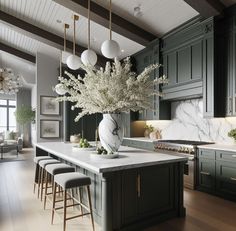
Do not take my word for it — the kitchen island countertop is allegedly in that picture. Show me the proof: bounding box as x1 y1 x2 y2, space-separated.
36 142 187 174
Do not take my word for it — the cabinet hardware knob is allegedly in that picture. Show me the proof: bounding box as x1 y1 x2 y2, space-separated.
200 171 210 176
230 177 236 181
137 174 141 198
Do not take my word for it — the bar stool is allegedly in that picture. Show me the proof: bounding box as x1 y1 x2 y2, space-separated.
33 156 53 194
39 159 61 200
43 163 75 209
52 172 95 231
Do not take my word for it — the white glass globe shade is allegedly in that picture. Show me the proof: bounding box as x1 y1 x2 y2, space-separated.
81 49 97 66
66 54 82 70
101 39 120 59
61 51 71 64
55 83 67 95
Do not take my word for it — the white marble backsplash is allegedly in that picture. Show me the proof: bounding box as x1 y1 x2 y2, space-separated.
146 99 236 144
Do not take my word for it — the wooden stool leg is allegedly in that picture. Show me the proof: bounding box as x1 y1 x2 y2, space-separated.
37 166 42 198
40 168 45 201
51 182 57 225
33 164 37 193
87 186 95 231
63 189 67 231
44 171 49 209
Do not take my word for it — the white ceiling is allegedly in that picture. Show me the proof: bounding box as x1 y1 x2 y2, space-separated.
93 0 199 36
0 0 144 59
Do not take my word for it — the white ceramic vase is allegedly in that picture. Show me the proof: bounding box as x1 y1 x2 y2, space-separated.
98 113 124 152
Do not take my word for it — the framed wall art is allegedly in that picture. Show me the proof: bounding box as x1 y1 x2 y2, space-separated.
40 120 60 138
40 96 60 115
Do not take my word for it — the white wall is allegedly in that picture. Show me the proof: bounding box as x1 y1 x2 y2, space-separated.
36 52 62 143
31 85 37 146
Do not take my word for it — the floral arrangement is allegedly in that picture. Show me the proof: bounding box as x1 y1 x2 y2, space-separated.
55 57 168 121
228 128 236 141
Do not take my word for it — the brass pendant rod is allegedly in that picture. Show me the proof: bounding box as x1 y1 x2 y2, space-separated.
73 16 76 55
64 23 69 52
60 50 62 76
109 0 112 40
88 0 91 49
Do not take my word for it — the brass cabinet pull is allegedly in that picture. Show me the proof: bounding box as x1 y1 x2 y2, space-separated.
229 97 233 113
230 177 236 181
200 171 210 176
232 155 236 158
137 174 141 198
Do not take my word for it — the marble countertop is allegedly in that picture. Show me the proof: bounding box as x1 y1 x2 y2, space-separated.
36 142 187 174
123 137 159 143
197 143 236 152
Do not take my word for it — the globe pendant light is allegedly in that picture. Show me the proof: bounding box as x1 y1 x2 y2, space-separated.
101 0 120 59
62 23 71 64
55 50 67 95
66 15 82 70
81 0 97 66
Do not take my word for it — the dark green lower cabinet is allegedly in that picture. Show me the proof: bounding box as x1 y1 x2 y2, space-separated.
122 164 181 230
197 148 236 202
216 162 236 200
198 158 215 192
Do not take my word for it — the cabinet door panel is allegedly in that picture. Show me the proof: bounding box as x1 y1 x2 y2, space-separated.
216 162 236 197
198 158 215 191
167 52 177 86
203 36 214 117
192 41 203 80
138 165 174 216
122 169 138 224
177 47 191 83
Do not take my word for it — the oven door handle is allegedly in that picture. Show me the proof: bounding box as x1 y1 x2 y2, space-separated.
188 156 195 161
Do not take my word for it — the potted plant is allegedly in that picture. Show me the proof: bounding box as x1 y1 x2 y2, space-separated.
14 105 35 147
55 57 167 152
144 125 154 137
228 128 236 142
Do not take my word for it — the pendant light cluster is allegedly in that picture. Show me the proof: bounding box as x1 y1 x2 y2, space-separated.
101 0 120 59
61 0 119 73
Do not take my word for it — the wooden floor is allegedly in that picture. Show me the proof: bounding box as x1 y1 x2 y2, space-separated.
1 150 236 231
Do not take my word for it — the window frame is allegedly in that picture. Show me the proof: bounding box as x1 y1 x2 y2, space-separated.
0 99 16 131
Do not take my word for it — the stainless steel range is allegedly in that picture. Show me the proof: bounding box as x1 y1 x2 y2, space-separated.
154 140 214 189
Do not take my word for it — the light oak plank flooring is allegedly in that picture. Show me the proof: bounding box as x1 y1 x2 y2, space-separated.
1 149 236 231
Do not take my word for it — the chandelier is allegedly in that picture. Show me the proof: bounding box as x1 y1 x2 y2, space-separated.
0 68 22 94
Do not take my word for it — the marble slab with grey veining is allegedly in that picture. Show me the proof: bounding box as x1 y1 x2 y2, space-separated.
197 143 236 152
147 98 236 144
36 142 187 174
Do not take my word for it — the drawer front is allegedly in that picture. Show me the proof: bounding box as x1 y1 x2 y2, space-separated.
198 158 215 191
198 149 215 160
216 162 236 197
216 150 236 162
122 140 154 151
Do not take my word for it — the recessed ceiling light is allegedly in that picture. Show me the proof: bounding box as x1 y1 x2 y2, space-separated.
121 49 125 53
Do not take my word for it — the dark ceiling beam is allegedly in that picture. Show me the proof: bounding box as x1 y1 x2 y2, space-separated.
183 0 225 17
53 0 156 46
0 42 36 63
0 10 107 66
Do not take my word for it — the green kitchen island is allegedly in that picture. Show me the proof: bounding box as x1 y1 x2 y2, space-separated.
36 142 187 231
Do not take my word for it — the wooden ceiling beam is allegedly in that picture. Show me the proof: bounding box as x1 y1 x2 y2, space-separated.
53 0 156 46
183 0 225 18
0 10 107 66
0 42 36 63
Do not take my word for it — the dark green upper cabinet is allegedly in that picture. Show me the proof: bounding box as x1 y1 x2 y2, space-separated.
133 39 170 121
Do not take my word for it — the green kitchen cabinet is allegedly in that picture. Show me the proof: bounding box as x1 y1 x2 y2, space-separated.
133 39 170 121
122 163 178 226
197 148 236 201
216 161 236 200
198 157 216 193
